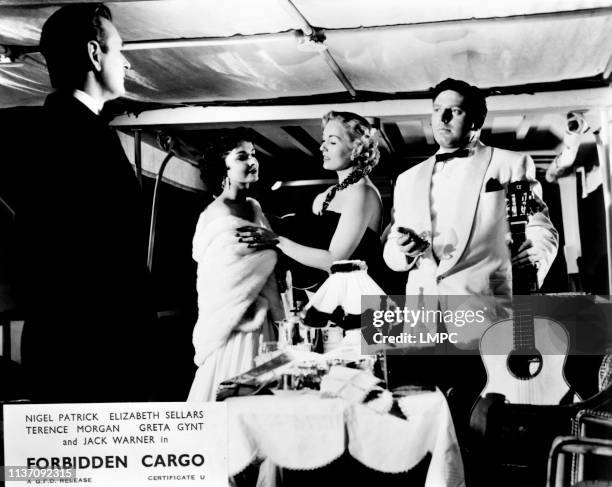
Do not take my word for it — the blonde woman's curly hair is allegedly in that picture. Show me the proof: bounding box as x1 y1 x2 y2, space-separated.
322 111 380 175
319 111 381 212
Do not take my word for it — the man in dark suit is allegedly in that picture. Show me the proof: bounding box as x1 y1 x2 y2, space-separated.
16 4 157 402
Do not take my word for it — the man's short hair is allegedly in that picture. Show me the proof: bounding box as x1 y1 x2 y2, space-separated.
431 78 488 130
40 3 112 90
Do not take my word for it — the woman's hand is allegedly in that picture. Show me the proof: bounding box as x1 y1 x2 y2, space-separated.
273 184 382 272
236 225 279 251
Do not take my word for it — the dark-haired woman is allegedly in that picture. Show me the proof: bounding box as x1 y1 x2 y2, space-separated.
238 111 389 292
187 132 283 402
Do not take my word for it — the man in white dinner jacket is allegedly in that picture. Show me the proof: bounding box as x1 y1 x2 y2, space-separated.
382 79 560 475
384 78 558 301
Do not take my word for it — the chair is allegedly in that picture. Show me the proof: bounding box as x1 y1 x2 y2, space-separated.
546 355 612 487
570 410 612 485
547 436 612 487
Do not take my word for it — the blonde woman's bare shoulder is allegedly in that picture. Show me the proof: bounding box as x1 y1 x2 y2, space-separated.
344 181 381 203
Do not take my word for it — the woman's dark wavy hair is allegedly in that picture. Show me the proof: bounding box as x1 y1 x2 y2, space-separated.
197 128 253 195
431 78 488 130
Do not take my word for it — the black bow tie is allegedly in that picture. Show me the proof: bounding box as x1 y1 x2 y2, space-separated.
435 149 470 163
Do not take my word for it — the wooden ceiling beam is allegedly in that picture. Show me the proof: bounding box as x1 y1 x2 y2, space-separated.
248 129 282 158
516 114 537 140
281 125 320 156
382 122 405 153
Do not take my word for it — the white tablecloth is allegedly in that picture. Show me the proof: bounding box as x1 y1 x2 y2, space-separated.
227 389 465 487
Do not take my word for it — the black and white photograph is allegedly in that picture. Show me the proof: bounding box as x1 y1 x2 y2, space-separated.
0 1 611 486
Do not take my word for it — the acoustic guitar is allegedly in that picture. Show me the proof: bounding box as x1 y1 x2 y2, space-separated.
478 181 571 405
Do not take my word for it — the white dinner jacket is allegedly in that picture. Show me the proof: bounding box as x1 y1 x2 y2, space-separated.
383 141 559 298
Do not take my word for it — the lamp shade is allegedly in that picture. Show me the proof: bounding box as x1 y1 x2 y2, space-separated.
303 260 386 329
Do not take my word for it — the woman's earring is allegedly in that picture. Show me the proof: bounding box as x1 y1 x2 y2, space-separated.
221 175 229 190
223 166 231 190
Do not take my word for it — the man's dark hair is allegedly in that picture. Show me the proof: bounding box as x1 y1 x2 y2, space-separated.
40 3 112 90
431 78 488 130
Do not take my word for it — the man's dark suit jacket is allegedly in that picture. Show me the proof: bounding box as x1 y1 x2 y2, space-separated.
16 91 157 402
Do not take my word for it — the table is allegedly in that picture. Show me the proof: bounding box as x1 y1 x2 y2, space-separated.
227 389 465 487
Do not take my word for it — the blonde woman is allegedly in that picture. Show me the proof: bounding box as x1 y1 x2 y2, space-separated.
238 111 389 292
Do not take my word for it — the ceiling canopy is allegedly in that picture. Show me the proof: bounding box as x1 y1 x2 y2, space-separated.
1 0 611 110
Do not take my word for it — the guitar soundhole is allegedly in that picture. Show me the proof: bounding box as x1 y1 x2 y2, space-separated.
507 350 543 380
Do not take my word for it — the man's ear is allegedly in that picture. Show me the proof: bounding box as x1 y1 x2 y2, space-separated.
87 40 103 72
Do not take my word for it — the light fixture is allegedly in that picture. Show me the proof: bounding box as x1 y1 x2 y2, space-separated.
566 111 589 135
271 179 336 191
545 111 592 183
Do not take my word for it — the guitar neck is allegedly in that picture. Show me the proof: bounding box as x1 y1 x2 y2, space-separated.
512 298 536 352
507 180 539 294
510 227 526 253
510 222 539 294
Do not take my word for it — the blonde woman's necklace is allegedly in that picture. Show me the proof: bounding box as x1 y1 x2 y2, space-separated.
320 168 365 213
